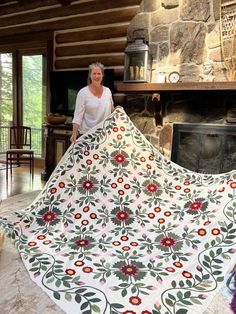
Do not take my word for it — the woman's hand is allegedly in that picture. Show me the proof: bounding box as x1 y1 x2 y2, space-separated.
70 133 78 144
70 123 79 143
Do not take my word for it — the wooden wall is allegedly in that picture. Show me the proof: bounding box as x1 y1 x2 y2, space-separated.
0 0 142 80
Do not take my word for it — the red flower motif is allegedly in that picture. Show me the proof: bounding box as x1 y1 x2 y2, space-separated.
120 264 139 276
58 182 65 188
75 239 90 247
74 260 84 267
82 266 93 273
173 261 183 268
189 201 202 211
28 241 37 246
82 180 94 190
43 240 51 245
114 153 126 164
211 228 220 235
123 311 136 314
42 211 57 222
165 267 175 272
142 311 152 314
112 241 121 246
124 184 130 189
184 188 190 193
198 228 207 236
65 269 76 276
129 296 142 305
230 181 236 189
90 213 97 219
175 185 181 190
146 182 158 193
182 271 193 278
116 210 130 221
160 236 177 247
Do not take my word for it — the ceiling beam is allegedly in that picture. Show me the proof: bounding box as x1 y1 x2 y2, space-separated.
56 0 72 6
17 0 72 5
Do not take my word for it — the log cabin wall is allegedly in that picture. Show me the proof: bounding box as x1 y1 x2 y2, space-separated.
0 0 142 82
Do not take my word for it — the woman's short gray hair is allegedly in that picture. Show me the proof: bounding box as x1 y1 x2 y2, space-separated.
88 62 104 84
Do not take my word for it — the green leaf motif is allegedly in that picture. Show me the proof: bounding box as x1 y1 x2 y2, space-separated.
81 301 89 310
165 298 174 306
176 309 188 314
91 304 101 313
53 291 60 300
111 303 125 309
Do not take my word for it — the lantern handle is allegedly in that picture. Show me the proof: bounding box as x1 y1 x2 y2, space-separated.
132 28 148 43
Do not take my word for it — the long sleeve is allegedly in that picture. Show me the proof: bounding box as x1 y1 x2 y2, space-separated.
109 89 114 112
72 89 86 125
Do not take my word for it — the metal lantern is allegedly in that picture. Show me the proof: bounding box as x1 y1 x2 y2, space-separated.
124 38 152 82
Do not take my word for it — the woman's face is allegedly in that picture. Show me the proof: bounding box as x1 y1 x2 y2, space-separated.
90 67 103 85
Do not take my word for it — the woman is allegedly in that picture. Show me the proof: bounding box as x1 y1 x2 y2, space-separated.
70 62 114 143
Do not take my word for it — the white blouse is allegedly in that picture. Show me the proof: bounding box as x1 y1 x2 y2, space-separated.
72 86 114 134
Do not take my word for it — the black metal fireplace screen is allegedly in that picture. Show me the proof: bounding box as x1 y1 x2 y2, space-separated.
171 123 236 174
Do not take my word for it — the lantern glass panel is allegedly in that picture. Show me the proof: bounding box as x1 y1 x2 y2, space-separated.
123 39 152 82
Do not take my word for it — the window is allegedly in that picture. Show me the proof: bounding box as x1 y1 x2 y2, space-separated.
0 43 47 157
22 54 45 156
0 53 13 153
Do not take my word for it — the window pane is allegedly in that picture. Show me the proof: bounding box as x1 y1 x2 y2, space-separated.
22 55 44 156
0 53 13 153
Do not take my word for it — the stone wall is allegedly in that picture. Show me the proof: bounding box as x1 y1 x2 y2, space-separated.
127 0 228 82
123 0 236 163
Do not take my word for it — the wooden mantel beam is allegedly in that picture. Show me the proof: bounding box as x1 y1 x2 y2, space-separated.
116 81 236 93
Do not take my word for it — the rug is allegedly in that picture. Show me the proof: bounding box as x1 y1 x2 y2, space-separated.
0 163 7 170
0 107 236 314
0 190 64 314
0 162 17 170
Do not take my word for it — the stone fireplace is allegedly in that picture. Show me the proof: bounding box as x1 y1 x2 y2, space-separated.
118 0 236 174
171 121 236 174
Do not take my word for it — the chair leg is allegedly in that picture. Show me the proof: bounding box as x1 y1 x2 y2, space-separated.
6 155 8 180
10 157 13 176
32 155 34 180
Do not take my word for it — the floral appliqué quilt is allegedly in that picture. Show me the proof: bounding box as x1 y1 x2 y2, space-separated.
1 108 236 314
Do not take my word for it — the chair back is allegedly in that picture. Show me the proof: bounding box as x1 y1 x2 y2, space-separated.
10 126 32 149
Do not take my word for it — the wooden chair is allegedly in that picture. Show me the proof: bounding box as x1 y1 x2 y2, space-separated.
6 126 34 179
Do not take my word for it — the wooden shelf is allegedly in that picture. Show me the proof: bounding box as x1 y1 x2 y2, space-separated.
117 81 236 94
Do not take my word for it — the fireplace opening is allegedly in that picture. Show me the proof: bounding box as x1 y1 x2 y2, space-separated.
171 123 236 174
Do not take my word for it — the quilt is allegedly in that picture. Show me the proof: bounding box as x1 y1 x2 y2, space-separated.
0 107 236 314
